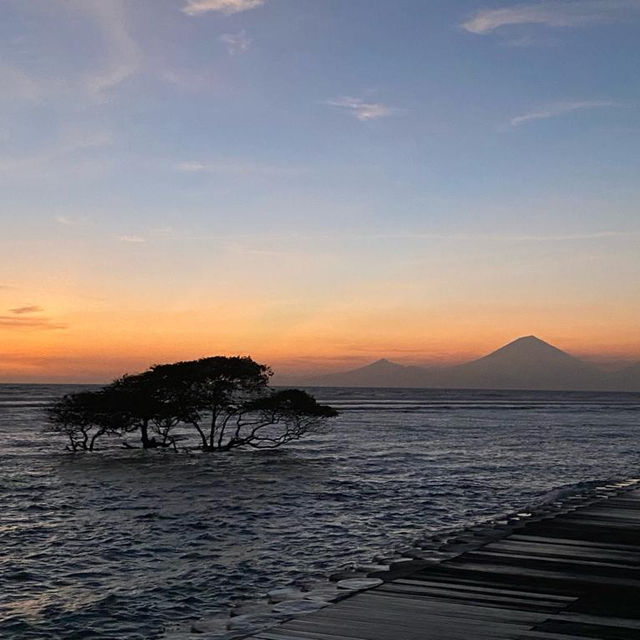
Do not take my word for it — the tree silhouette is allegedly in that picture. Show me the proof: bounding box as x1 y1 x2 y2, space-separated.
46 356 337 452
46 389 122 451
146 356 272 450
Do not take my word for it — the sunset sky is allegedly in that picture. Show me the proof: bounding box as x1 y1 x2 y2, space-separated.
2 0 639 382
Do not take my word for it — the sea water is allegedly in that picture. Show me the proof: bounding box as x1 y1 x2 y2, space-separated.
1 384 639 638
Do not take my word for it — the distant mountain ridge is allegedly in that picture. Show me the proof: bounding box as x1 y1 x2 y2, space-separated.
301 336 640 391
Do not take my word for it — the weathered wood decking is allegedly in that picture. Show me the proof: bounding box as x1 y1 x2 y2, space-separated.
253 485 640 640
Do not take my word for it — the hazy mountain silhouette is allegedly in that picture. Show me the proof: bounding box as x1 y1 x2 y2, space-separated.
302 336 640 391
307 358 430 388
609 362 640 392
442 335 604 390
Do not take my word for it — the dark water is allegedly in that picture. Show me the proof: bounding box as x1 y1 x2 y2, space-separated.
1 384 639 638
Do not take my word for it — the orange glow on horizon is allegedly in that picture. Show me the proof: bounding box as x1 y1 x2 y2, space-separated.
2 298 640 382
3 230 639 382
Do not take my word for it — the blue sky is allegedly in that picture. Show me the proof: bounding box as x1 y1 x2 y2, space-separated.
1 0 640 381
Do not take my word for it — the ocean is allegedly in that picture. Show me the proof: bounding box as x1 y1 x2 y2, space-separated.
1 384 639 638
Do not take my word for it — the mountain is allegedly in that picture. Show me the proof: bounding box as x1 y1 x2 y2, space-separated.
305 358 431 388
608 362 640 392
442 336 605 391
302 336 639 391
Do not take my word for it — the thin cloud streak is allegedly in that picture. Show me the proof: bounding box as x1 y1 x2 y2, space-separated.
220 31 252 55
176 160 302 177
182 0 265 16
55 215 88 227
0 2 140 105
0 316 66 331
10 306 43 315
78 0 140 95
463 0 640 35
510 100 617 126
119 235 147 244
326 97 400 121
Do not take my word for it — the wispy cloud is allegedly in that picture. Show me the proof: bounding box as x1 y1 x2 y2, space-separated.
326 97 400 121
462 0 640 35
10 305 43 315
152 225 175 238
55 215 89 227
220 30 252 55
119 235 147 243
500 33 561 47
111 228 174 245
78 0 140 95
0 315 66 331
182 0 265 16
177 161 212 172
0 3 140 103
224 241 294 258
176 160 302 177
509 100 616 127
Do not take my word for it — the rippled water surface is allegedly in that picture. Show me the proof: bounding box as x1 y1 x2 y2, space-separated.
1 384 640 638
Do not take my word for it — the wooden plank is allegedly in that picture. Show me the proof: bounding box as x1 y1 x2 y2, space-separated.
329 592 547 623
512 633 606 640
392 578 576 602
458 549 640 573
509 534 640 552
553 612 640 630
375 583 568 612
533 619 640 639
407 565 581 595
256 631 363 640
442 558 640 588
284 616 533 640
246 486 640 640
484 539 640 563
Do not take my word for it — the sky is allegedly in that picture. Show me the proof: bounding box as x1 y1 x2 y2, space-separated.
1 0 639 382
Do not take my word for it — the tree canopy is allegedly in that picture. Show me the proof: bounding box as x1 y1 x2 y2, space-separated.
46 356 337 452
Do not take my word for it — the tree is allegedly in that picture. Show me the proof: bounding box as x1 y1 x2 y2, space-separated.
146 356 272 451
45 356 338 452
46 389 121 451
225 388 338 450
108 372 187 450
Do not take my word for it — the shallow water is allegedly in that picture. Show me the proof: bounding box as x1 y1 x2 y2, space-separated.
1 384 640 638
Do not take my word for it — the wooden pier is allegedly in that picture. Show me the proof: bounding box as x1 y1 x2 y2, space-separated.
253 486 640 640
